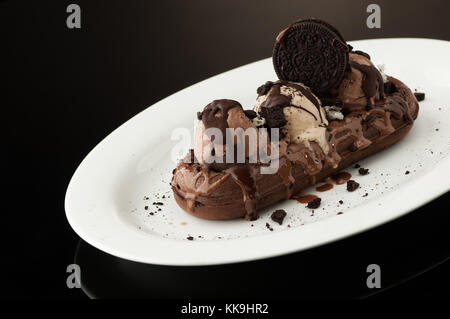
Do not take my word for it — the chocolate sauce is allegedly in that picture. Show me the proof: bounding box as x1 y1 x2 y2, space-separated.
327 115 372 160
380 95 413 124
200 99 242 144
275 24 292 49
316 183 334 192
292 194 318 204
277 158 295 198
364 109 395 135
286 142 325 176
330 171 352 185
225 165 259 220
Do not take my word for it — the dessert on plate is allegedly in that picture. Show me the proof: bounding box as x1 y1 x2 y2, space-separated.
171 19 419 221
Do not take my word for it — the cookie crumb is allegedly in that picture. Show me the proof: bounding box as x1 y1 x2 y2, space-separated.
414 92 425 101
307 198 321 209
358 168 369 175
271 209 287 225
347 180 360 192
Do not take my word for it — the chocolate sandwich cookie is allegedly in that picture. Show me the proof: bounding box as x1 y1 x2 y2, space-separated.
273 18 349 94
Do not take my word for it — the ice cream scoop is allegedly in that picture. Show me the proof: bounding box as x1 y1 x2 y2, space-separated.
254 80 330 154
335 52 386 112
194 99 265 168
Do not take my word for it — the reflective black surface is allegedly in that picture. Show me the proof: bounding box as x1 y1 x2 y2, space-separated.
3 0 450 299
75 193 449 299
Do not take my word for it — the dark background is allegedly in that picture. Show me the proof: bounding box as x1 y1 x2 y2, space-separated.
2 0 449 300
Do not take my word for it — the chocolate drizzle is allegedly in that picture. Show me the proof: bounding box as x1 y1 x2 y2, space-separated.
277 157 295 198
200 99 242 144
225 165 259 220
329 115 372 153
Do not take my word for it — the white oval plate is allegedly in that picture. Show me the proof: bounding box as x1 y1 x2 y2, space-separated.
65 39 450 266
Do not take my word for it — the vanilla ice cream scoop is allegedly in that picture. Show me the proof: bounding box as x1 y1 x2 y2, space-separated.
254 80 330 153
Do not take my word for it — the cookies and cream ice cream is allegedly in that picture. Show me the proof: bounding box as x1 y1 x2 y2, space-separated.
254 80 330 154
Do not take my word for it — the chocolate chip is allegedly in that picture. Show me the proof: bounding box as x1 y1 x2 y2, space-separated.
414 92 425 102
307 198 321 209
339 200 343 204
153 202 164 206
271 209 287 225
337 212 343 215
186 236 194 241
265 223 274 231
144 206 148 210
358 168 369 175
347 180 360 192
354 164 360 168
405 170 410 175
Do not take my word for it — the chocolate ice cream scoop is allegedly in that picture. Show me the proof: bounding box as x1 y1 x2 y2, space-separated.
194 99 268 170
334 52 386 112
